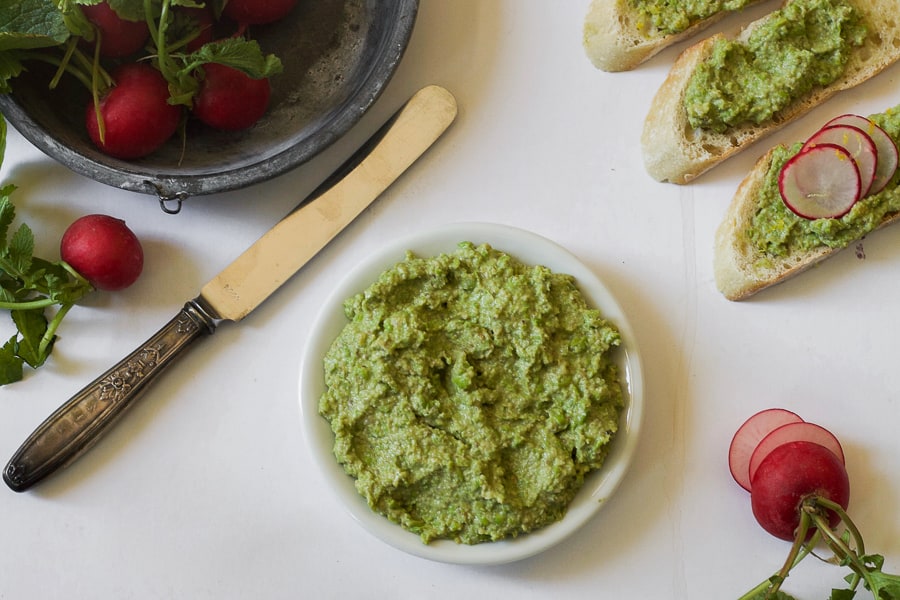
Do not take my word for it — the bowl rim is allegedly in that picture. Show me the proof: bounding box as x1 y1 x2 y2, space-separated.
0 0 419 203
298 221 645 565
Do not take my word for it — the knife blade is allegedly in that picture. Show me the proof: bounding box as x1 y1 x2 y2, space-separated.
3 85 458 492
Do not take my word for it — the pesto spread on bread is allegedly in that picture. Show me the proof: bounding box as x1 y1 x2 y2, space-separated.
747 107 900 259
684 0 867 133
631 0 756 35
318 242 623 544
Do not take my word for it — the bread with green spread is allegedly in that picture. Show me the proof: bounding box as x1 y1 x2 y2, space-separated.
714 107 900 300
642 0 900 184
582 0 769 72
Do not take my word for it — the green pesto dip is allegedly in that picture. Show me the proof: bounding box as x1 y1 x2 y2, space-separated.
318 242 623 545
747 107 900 259
684 0 867 132
631 0 756 36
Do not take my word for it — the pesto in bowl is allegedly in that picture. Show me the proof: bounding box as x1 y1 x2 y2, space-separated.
300 223 644 565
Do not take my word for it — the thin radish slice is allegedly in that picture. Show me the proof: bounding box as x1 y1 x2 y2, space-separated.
728 408 804 491
748 421 845 486
825 114 899 195
779 143 861 220
803 125 878 196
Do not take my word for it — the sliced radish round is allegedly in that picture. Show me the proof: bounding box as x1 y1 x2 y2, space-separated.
779 143 861 220
748 421 845 486
728 408 804 492
825 114 898 195
803 125 877 196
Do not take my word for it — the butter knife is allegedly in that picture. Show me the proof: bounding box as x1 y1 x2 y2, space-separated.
4 85 458 492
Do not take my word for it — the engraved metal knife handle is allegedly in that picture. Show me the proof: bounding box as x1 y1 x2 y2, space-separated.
3 300 218 492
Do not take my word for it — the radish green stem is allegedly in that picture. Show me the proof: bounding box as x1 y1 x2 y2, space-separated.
740 494 900 598
0 298 58 311
737 528 819 600
23 52 94 91
766 511 813 598
48 37 79 89
39 302 73 357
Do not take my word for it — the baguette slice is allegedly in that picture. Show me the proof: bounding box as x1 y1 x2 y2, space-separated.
642 0 900 184
714 145 900 301
583 0 769 72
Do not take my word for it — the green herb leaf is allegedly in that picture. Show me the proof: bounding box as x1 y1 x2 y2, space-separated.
0 333 24 385
186 37 284 79
0 0 70 52
105 0 151 23
858 554 900 599
0 189 94 385
11 307 49 368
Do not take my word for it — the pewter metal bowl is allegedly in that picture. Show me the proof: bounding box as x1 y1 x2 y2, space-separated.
0 0 418 208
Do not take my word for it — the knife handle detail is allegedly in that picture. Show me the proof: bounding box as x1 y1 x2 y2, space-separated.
3 300 218 492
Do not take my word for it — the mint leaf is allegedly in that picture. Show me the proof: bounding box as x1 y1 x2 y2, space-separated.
0 334 24 385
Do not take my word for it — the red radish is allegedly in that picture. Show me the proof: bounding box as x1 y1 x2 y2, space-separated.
748 420 845 486
728 408 804 491
802 124 878 196
61 215 144 291
750 440 850 541
222 0 299 25
779 143 861 220
732 411 900 598
85 63 182 159
825 113 899 195
81 2 150 58
192 62 271 131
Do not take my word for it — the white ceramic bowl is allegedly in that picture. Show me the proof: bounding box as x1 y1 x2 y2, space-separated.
299 222 644 565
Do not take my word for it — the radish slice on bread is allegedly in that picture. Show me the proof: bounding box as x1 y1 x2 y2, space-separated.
802 125 878 196
825 114 899 195
728 408 804 492
779 143 862 219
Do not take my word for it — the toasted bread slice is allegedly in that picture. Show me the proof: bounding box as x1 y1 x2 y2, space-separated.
582 0 769 72
642 0 900 184
714 144 900 301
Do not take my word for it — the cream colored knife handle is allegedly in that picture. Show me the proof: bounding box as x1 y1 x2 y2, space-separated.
4 85 457 492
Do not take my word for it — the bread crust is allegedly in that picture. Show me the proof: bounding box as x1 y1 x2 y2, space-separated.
642 0 900 184
583 0 756 72
714 146 900 300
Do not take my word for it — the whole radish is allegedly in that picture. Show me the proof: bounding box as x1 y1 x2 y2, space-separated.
222 0 299 25
81 1 150 58
750 440 850 541
192 62 271 131
85 63 182 159
61 215 144 291
734 409 900 599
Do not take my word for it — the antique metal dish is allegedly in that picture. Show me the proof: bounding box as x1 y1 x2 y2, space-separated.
0 0 418 209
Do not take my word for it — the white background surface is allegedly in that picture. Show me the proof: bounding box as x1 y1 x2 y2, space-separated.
3 1 900 598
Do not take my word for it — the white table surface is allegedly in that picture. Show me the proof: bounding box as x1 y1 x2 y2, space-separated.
4 1 900 598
